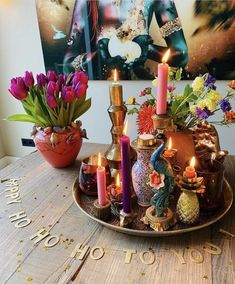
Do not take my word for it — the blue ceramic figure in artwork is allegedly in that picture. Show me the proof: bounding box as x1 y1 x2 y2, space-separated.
149 135 174 217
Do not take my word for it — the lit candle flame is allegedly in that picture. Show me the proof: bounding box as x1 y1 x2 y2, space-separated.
114 69 118 82
190 156 196 168
116 173 120 187
98 152 102 167
123 120 128 136
162 49 171 64
168 137 172 150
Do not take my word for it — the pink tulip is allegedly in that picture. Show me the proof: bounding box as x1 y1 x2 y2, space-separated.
75 82 88 98
46 94 57 109
62 86 75 103
46 81 59 97
73 71 88 87
57 74 65 91
9 77 28 100
36 73 48 90
24 71 34 88
47 70 57 82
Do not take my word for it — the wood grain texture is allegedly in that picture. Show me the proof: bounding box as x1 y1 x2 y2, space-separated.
0 145 234 284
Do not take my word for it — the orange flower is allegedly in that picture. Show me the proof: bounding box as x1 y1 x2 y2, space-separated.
225 111 235 123
148 170 165 190
228 80 235 90
136 104 155 134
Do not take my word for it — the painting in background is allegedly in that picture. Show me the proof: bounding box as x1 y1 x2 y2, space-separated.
36 0 235 80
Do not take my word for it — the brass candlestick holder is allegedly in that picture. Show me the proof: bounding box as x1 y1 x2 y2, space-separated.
105 84 126 177
105 83 135 177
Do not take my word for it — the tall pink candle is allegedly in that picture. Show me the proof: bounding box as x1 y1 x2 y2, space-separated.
97 153 107 206
156 49 170 115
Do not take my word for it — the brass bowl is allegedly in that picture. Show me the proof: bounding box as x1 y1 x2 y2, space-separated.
72 178 233 237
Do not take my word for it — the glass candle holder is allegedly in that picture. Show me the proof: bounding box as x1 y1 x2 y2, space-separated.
79 155 112 196
196 160 225 213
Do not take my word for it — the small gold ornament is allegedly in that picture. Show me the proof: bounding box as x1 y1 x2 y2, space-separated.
176 173 205 225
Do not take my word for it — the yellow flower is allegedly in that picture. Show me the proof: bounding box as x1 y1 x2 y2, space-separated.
128 96 135 105
206 90 222 102
174 93 184 100
197 99 207 109
152 78 158 87
198 98 216 111
192 76 205 93
190 105 197 114
206 99 216 111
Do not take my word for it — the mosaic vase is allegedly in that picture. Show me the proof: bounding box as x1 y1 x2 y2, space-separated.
132 147 155 207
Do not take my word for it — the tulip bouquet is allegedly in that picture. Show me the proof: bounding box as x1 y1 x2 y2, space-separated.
127 69 235 133
8 70 91 128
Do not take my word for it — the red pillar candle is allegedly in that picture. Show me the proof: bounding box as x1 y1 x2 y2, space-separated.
121 121 131 213
185 157 196 178
97 153 107 206
156 49 170 115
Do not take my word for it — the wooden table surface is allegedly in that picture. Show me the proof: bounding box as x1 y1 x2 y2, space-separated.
0 143 234 284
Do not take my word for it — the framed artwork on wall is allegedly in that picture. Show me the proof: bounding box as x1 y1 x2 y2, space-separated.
36 0 235 80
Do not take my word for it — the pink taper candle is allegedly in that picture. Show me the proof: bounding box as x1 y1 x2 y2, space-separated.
97 153 107 206
156 49 170 115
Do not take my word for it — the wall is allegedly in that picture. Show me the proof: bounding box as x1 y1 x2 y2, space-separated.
0 135 5 158
0 0 234 157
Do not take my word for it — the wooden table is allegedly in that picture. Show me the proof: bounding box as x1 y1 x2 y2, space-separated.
0 143 234 284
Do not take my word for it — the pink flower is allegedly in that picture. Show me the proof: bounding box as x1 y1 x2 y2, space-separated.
148 170 165 190
139 87 151 97
46 81 59 97
167 85 176 92
24 71 34 88
8 77 28 100
57 74 65 91
46 94 57 109
36 73 48 90
62 86 75 103
47 70 57 82
73 71 88 86
75 82 88 98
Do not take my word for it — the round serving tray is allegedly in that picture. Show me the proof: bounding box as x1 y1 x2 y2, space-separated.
72 178 233 237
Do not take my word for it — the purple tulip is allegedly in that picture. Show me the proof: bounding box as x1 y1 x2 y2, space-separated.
46 94 57 109
47 70 57 82
73 71 88 87
75 82 88 98
8 77 28 100
24 71 34 88
62 86 75 103
57 74 65 91
36 73 48 90
46 81 60 97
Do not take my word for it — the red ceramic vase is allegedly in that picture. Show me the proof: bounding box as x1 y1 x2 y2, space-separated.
34 127 83 168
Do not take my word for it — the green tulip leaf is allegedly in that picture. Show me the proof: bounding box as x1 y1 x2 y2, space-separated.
72 98 91 121
7 114 38 124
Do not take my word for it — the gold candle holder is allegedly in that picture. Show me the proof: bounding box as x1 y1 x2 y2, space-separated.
105 83 127 177
105 80 135 177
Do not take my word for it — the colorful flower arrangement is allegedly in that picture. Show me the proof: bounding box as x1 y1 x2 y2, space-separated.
8 70 91 128
127 69 235 134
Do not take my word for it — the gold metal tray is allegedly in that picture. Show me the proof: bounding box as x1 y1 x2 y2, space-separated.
72 178 233 237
